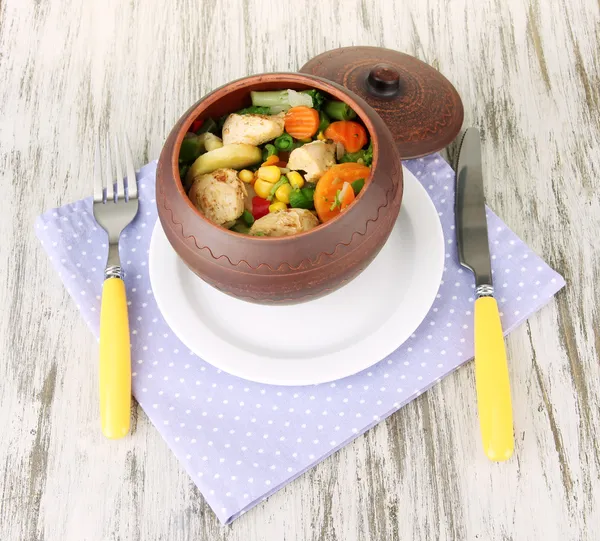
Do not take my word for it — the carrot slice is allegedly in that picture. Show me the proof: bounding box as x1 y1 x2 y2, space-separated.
324 121 368 153
284 106 320 139
261 154 280 166
314 163 370 222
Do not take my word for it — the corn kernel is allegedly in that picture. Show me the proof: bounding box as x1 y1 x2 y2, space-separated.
275 183 293 204
238 169 255 183
254 178 274 199
317 132 327 141
287 171 305 189
257 165 281 184
269 201 287 213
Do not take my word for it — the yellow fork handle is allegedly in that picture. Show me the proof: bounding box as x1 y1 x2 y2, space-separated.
474 296 514 461
99 277 131 439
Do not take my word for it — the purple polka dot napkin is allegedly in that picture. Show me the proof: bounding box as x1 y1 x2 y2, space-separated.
35 153 564 524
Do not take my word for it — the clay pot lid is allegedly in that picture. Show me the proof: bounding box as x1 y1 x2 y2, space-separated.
300 46 464 159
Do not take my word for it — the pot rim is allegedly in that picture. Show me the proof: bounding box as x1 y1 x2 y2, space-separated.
168 72 381 243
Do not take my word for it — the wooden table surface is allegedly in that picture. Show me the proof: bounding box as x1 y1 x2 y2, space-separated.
1 0 599 539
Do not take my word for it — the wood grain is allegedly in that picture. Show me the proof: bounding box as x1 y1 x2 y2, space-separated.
0 0 598 539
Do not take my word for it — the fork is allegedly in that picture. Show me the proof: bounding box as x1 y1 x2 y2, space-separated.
93 134 139 439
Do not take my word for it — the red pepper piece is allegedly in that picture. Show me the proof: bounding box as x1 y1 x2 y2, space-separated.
190 117 204 133
252 196 270 220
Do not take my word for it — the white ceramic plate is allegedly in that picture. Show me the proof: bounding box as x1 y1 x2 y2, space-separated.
149 167 444 386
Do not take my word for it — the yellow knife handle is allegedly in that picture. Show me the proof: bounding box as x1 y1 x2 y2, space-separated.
99 277 131 439
474 296 514 461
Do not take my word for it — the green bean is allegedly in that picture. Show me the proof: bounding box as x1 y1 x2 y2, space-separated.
324 100 357 121
274 134 294 151
230 221 250 234
290 140 307 151
179 164 192 192
216 115 228 132
179 164 190 180
242 209 255 226
262 144 278 162
267 176 289 201
340 141 373 167
350 178 365 195
301 89 326 110
236 106 271 115
289 187 315 209
179 135 204 163
318 111 331 133
196 117 218 135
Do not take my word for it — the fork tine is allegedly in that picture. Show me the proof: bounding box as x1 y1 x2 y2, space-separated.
114 135 126 200
94 137 104 202
124 133 138 200
104 134 115 202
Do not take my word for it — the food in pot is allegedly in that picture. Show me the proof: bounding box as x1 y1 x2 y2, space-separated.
313 163 370 223
250 208 319 237
186 144 262 184
222 113 285 146
188 168 247 228
178 87 373 237
287 140 336 182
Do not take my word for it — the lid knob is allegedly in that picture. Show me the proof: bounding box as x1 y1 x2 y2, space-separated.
366 64 401 97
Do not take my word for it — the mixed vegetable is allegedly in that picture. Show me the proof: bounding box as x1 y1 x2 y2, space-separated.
178 88 373 237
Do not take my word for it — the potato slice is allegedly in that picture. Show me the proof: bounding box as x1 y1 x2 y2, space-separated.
186 144 262 183
200 132 223 152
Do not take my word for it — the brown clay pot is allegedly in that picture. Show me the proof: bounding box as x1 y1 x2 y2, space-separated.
156 73 403 305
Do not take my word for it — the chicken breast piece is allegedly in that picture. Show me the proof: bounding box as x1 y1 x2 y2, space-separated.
189 168 247 228
222 113 285 146
287 141 336 182
250 209 319 237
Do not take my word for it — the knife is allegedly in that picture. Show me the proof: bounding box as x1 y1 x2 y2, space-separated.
455 127 514 462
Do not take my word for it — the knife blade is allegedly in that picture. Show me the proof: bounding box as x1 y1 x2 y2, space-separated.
455 127 514 462
455 128 492 290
